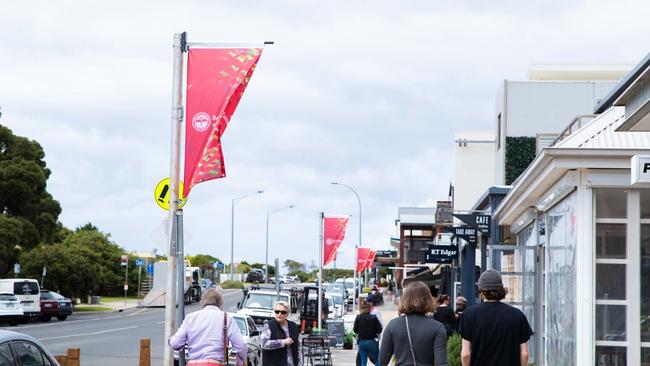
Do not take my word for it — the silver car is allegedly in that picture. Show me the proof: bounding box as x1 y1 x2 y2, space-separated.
0 330 60 365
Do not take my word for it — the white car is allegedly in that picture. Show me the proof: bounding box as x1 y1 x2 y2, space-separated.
237 290 298 327
0 293 23 326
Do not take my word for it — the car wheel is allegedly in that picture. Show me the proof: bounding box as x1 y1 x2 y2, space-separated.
56 315 67 321
40 316 52 322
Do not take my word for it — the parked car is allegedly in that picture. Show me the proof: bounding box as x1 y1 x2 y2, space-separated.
0 330 60 365
246 269 264 283
0 293 23 326
0 279 41 321
39 290 73 322
281 275 299 284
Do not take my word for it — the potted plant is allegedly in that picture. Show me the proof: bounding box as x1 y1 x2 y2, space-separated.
343 330 356 350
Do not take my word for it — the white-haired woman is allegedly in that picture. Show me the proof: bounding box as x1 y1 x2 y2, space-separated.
261 301 301 366
169 288 247 365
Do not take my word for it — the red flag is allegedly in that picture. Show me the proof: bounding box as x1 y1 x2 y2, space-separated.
356 247 371 274
365 250 376 270
323 217 349 266
183 47 263 196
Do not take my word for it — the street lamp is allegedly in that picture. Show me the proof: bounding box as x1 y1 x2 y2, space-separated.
230 190 264 280
265 205 294 283
331 182 362 307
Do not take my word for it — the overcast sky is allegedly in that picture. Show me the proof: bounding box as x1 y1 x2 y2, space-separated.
1 1 648 271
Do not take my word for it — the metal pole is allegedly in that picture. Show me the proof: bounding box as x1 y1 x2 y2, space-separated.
124 257 128 308
138 265 142 305
176 209 186 366
164 31 185 366
275 258 280 300
332 183 362 312
265 211 270 283
230 198 235 281
318 212 324 331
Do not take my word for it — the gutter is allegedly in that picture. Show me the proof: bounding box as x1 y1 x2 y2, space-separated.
594 53 650 114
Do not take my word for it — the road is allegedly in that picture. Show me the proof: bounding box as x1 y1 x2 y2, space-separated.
3 289 243 366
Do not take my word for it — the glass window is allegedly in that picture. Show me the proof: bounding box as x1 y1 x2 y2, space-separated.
0 294 17 301
642 224 650 343
596 305 626 341
545 192 577 365
642 348 650 366
0 343 14 366
596 224 626 259
595 189 627 219
595 346 627 366
233 317 247 336
13 282 39 295
13 341 45 366
596 264 626 300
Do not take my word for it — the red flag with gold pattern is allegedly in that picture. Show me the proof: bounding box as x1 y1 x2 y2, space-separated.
323 216 349 266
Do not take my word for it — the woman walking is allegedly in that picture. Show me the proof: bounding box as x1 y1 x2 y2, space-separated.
433 294 456 337
379 281 448 366
261 301 301 366
354 302 383 366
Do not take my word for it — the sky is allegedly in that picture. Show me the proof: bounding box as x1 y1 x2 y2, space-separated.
1 1 649 271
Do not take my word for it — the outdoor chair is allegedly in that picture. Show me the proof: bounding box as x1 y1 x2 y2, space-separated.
301 335 332 366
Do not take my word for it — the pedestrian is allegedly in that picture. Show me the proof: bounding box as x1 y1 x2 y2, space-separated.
433 294 456 337
354 302 383 366
459 269 533 366
320 292 329 324
168 288 247 366
454 296 467 331
356 298 382 366
379 281 448 366
261 301 301 366
386 281 394 302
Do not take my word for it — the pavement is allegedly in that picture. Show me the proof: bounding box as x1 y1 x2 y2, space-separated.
330 300 399 366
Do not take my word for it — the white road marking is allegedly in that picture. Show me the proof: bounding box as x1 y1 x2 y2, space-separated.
39 326 138 341
15 315 124 330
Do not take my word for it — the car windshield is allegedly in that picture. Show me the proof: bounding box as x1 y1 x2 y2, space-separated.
40 292 55 300
0 294 17 301
331 295 343 305
243 293 288 310
50 292 66 300
234 317 247 336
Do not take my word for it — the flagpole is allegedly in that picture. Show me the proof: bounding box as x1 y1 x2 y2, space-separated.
164 31 186 366
318 212 324 332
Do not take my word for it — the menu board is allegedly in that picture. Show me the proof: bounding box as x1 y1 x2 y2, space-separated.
325 318 345 348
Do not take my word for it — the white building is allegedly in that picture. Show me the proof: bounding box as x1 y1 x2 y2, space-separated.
453 131 496 211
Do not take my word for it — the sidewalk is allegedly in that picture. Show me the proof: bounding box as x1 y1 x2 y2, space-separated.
75 298 141 312
330 300 399 366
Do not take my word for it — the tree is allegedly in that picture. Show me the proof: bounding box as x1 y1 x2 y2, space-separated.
0 124 62 276
283 259 305 273
250 262 275 276
188 254 221 270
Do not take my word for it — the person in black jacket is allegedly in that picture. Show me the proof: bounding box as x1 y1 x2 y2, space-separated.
433 294 456 337
354 302 382 366
261 301 301 366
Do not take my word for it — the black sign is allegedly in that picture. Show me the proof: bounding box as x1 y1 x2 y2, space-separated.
425 244 459 264
453 213 491 235
375 250 397 258
442 226 477 244
325 318 345 347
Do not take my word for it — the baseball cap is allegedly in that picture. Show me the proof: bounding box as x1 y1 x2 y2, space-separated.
477 269 503 291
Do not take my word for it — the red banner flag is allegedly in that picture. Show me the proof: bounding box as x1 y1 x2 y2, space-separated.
183 47 263 197
365 250 376 270
323 217 349 266
356 247 371 274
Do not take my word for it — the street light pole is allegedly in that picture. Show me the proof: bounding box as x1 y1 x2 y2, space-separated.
230 190 264 281
265 205 294 283
331 182 362 311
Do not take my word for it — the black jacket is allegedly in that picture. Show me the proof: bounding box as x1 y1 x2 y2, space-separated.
263 320 300 366
353 313 382 340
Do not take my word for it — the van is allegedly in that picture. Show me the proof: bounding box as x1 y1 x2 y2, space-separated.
0 279 41 319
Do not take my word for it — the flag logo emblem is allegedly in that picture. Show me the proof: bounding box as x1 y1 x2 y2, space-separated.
191 112 211 132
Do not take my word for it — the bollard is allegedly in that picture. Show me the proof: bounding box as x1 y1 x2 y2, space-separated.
139 338 151 366
54 355 67 365
66 348 80 366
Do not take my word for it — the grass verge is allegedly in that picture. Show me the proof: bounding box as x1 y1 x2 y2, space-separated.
74 306 113 312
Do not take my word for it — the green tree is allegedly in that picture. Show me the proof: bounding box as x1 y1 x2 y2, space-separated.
188 254 221 270
250 262 275 276
283 259 305 273
0 124 62 276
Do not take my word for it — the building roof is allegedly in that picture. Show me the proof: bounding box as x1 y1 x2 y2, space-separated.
594 53 650 113
527 64 632 81
397 207 436 225
553 107 650 149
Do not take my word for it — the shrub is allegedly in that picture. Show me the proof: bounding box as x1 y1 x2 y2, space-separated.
447 333 461 366
221 280 244 289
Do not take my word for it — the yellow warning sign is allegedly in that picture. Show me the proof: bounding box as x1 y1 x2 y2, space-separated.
154 178 187 211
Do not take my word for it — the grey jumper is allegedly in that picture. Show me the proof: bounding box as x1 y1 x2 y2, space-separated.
379 314 449 366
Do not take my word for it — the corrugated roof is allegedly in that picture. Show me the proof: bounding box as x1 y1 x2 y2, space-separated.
552 107 650 149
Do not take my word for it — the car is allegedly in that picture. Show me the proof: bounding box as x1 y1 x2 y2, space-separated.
0 330 60 365
246 270 264 283
0 279 41 321
39 290 73 322
0 293 23 326
335 278 359 304
237 289 298 327
281 275 299 284
329 293 345 318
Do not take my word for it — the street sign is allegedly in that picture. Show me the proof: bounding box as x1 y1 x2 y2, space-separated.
443 226 477 244
453 213 491 235
120 255 128 266
13 263 20 274
124 284 129 291
147 263 154 274
154 178 187 211
215 262 225 270
425 244 458 264
135 258 145 266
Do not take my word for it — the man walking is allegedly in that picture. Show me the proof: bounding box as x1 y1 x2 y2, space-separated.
459 269 533 366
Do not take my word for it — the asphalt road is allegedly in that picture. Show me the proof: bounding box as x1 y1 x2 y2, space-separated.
2 289 244 366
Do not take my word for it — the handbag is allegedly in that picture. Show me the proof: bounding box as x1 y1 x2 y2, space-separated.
404 315 418 366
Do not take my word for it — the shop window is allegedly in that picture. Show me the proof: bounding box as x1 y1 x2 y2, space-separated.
640 192 650 351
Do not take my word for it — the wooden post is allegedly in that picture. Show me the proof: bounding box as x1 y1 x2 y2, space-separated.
54 355 67 365
66 348 80 366
139 338 151 366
